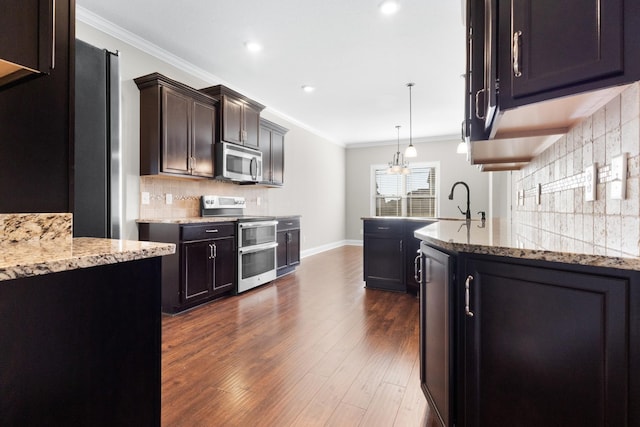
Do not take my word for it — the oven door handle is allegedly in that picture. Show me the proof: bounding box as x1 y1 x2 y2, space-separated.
238 242 279 255
238 220 279 229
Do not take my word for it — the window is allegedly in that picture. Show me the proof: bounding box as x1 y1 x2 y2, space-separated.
371 162 439 217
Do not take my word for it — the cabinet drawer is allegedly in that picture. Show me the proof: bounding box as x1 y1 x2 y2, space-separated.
277 217 300 232
180 223 235 241
364 220 403 236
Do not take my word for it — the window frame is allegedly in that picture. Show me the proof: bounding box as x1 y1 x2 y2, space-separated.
369 161 441 218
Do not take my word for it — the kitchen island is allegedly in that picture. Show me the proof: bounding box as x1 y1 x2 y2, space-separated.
0 213 175 426
415 218 640 427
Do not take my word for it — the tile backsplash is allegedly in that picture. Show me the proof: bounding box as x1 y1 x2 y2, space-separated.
513 82 640 256
139 176 270 219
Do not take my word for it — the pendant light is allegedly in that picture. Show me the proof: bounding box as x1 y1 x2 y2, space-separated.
404 82 417 158
388 125 410 175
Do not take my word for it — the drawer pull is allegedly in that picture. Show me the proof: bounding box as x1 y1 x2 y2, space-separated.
377 226 390 230
205 229 219 233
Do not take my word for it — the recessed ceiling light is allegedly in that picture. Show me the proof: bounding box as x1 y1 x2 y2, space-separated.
244 41 262 53
301 85 315 93
379 0 400 15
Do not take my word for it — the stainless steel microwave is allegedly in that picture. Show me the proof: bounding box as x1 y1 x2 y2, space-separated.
215 142 262 183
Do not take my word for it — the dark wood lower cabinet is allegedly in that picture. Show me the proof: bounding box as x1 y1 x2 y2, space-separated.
363 218 433 293
0 258 162 426
139 222 236 313
276 216 301 277
418 244 640 427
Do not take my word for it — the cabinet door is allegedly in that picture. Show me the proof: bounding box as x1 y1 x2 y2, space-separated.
222 97 243 144
162 88 191 175
420 244 454 427
259 126 272 183
463 257 629 427
243 104 261 149
191 100 215 178
181 241 212 303
507 0 623 100
287 230 301 267
211 236 235 294
0 0 53 82
270 130 285 185
466 0 497 140
363 236 404 291
276 230 288 270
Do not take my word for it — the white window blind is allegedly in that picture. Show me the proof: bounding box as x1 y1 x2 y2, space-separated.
373 164 437 217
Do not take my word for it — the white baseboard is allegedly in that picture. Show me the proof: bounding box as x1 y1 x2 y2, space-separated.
300 239 363 259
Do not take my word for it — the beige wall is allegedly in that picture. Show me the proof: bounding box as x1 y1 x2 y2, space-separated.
512 83 640 256
345 138 495 242
77 21 346 254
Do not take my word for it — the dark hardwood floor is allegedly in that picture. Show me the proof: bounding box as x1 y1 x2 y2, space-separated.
162 245 436 426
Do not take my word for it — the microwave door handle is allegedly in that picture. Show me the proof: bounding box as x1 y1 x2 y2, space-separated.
250 157 257 180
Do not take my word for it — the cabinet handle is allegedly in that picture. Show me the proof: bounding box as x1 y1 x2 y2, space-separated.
209 243 217 259
400 240 403 252
377 226 390 230
192 156 197 171
51 0 56 69
205 229 219 233
414 252 423 283
513 30 523 77
285 222 294 226
465 275 474 317
475 88 486 120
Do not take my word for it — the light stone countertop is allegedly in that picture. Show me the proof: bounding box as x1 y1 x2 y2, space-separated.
0 213 175 282
137 217 240 224
137 215 302 225
415 218 640 271
0 237 175 282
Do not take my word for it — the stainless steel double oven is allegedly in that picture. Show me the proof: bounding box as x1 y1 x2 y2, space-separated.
201 195 278 293
236 218 278 293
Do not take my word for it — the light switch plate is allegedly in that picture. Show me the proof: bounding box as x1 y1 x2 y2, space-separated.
584 164 596 202
610 153 627 200
166 193 173 205
141 192 150 205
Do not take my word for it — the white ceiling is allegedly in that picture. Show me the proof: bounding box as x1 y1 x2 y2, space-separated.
76 0 466 146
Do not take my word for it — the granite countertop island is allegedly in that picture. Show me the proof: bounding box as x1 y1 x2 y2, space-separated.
0 213 175 281
415 218 640 271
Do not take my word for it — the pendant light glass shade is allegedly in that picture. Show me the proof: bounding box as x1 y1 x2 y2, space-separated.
404 82 417 158
387 125 410 174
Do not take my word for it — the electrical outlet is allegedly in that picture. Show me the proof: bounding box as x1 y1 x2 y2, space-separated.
584 164 596 202
141 192 150 205
256 196 261 206
610 153 627 200
166 193 173 205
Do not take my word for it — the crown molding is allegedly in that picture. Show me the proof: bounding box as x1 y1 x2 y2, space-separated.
76 6 343 147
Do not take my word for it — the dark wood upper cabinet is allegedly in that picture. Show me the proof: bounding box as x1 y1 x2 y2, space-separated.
135 73 217 178
501 0 632 107
0 0 73 213
259 118 288 186
0 0 55 90
200 85 265 149
465 0 640 169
